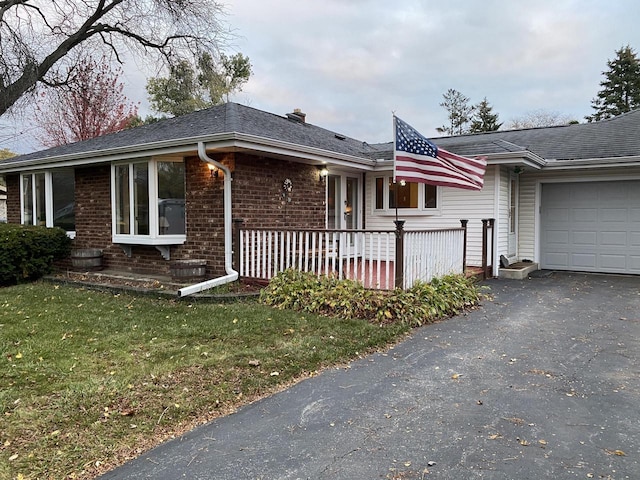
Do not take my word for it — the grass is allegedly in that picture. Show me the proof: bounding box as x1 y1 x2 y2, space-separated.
0 282 410 480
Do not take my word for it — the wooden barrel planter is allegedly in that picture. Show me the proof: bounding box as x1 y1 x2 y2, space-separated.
170 259 207 282
71 248 103 271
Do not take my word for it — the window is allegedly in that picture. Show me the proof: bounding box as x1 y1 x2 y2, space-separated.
374 176 438 212
21 170 75 232
112 157 186 244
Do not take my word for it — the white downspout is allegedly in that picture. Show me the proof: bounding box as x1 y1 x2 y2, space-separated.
178 142 239 297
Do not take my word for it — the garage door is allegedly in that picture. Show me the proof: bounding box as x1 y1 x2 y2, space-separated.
541 181 640 274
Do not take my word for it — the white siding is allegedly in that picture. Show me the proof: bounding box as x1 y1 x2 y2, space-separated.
496 167 510 261
366 166 499 267
518 167 640 264
518 174 537 261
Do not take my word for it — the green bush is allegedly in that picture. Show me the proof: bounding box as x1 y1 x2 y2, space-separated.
260 270 482 326
0 224 72 285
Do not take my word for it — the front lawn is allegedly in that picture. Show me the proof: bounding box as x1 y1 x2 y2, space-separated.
1 282 410 479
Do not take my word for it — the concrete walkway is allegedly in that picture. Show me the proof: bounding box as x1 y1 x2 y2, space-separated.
100 272 640 479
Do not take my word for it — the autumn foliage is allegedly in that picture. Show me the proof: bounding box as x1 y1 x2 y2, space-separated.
36 57 139 147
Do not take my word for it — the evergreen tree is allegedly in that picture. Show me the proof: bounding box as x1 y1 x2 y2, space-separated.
437 89 474 135
586 45 640 122
470 97 502 132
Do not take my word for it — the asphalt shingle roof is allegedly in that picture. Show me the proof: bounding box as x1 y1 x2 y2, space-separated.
3 103 640 169
434 109 640 160
1 102 381 168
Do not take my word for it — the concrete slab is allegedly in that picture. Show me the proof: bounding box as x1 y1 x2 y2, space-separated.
99 273 640 480
499 262 539 280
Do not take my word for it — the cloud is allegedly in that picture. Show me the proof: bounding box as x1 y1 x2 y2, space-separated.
6 0 640 152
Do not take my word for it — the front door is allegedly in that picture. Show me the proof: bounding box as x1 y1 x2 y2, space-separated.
327 173 360 230
508 173 518 257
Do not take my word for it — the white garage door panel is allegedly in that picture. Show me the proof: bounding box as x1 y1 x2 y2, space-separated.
541 181 640 274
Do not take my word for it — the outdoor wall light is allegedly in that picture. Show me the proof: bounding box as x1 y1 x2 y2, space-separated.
318 166 329 183
208 163 219 178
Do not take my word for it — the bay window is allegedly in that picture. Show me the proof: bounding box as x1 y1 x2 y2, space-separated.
21 170 75 233
112 157 186 244
374 176 438 213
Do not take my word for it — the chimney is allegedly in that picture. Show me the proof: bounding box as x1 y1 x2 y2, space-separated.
287 108 306 124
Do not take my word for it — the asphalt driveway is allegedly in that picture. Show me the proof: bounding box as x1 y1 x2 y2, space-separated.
101 272 640 479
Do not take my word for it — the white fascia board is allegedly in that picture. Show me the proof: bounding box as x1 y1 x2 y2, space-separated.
214 134 377 169
484 151 546 169
542 155 640 170
369 151 546 172
0 132 376 173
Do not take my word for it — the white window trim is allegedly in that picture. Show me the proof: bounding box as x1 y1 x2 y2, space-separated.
111 157 187 245
19 171 76 238
373 175 441 216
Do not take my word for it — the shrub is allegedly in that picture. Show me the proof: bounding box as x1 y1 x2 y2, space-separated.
0 224 72 285
260 270 482 326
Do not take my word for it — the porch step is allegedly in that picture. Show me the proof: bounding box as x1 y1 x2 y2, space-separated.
499 262 539 280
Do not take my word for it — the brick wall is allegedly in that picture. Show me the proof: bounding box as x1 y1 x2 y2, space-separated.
3 153 326 278
232 153 325 230
175 153 325 276
5 174 20 223
71 165 172 276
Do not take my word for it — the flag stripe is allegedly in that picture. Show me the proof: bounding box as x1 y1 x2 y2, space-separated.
393 116 486 191
395 156 483 185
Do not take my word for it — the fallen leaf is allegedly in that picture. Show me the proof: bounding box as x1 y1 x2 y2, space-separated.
451 373 461 379
9 454 18 461
488 433 502 440
248 359 261 367
270 371 279 376
604 449 626 456
15 352 23 359
538 439 547 445
517 438 529 446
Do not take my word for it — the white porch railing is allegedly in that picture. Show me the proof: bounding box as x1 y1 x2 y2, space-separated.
239 229 396 289
402 228 465 289
237 222 469 290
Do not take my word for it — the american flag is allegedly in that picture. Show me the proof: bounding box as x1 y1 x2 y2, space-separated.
393 116 486 191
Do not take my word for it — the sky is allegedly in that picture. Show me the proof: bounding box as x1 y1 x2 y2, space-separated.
3 0 640 154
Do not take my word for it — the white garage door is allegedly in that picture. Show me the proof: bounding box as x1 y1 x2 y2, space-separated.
541 181 640 274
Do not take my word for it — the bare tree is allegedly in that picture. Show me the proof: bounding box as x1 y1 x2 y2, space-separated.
35 57 138 147
0 0 229 117
506 109 577 129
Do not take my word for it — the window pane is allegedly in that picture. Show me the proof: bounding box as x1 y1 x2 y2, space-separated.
35 173 46 225
389 179 418 208
133 163 149 235
52 170 75 231
115 165 130 234
157 161 185 235
375 178 384 209
327 175 340 229
425 184 437 209
22 175 33 225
